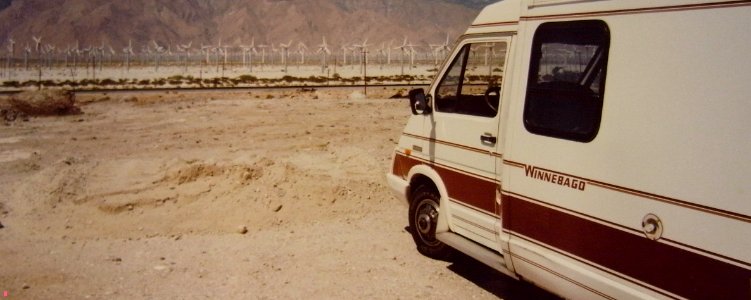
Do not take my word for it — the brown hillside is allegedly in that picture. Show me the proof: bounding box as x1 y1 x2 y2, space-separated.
0 0 479 51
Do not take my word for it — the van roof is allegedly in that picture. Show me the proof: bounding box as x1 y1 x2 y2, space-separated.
468 0 745 33
466 0 522 34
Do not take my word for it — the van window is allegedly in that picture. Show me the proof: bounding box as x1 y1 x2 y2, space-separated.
524 20 610 142
435 41 507 118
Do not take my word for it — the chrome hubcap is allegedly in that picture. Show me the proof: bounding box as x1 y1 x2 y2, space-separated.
415 199 440 246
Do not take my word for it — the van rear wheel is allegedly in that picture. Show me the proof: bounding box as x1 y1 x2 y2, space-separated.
409 186 452 260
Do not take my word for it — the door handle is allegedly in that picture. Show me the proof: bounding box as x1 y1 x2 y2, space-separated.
480 133 497 145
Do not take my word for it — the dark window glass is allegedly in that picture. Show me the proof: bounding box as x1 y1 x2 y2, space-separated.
524 20 610 142
435 41 507 118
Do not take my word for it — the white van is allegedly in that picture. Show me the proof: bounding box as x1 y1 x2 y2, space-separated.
386 0 751 298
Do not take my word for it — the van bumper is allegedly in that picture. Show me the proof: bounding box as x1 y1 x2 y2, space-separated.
386 172 409 205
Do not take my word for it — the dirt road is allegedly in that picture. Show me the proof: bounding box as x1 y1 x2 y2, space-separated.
0 88 556 299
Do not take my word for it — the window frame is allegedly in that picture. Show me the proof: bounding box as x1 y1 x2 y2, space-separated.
523 20 611 143
431 35 510 119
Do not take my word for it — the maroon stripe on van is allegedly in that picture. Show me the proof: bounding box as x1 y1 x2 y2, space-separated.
392 152 421 179
434 165 496 214
503 195 751 299
393 152 496 214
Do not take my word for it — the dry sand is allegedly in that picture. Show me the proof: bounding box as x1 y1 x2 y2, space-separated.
0 88 556 299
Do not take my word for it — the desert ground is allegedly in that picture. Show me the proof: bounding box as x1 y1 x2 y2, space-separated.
0 87 557 299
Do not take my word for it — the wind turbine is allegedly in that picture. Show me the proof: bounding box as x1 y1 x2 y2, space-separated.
279 40 293 73
32 36 42 68
23 44 31 70
199 43 212 79
44 44 56 69
296 41 308 66
151 40 167 72
377 42 387 69
270 43 279 65
123 40 134 73
97 42 105 72
243 38 258 72
239 42 251 70
340 44 352 66
394 37 411 75
211 42 221 72
221 42 230 72
178 41 192 72
70 41 80 78
256 43 268 67
429 33 451 66
6 37 16 78
316 37 331 74
386 39 394 65
32 36 41 52
107 45 115 66
407 40 417 70
352 38 369 74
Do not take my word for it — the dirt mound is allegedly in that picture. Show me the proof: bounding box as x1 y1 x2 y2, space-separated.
9 89 81 116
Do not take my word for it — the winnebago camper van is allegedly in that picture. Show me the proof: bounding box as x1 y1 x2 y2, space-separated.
386 0 751 298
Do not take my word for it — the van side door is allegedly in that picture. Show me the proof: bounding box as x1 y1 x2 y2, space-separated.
427 36 510 250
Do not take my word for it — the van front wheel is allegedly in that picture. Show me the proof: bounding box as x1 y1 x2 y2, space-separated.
409 186 452 260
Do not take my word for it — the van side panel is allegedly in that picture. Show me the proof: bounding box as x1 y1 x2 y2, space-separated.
504 2 751 299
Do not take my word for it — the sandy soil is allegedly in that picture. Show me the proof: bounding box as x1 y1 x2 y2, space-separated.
0 88 556 299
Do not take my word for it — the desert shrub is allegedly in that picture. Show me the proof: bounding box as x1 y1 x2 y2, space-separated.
60 80 79 87
100 78 117 86
80 79 101 86
3 81 20 88
238 75 258 82
307 76 327 83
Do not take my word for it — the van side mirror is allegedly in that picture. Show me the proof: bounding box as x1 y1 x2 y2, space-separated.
408 88 432 115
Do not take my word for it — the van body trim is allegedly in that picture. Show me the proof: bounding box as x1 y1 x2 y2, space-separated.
509 251 617 299
508 232 674 299
503 194 751 299
452 213 498 235
395 151 497 183
505 191 751 269
402 133 503 158
521 0 751 21
470 21 520 28
393 152 497 214
503 160 751 223
449 198 500 220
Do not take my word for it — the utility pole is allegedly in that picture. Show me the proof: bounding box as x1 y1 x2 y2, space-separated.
362 49 368 96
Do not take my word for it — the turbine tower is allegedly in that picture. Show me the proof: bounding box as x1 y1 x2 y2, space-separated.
395 37 411 75
352 38 369 74
123 40 134 73
6 37 16 78
296 41 308 66
279 40 293 73
316 37 331 74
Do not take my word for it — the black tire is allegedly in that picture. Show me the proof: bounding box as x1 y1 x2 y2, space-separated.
408 186 453 260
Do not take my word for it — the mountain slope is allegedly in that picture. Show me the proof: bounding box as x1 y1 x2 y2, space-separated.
0 0 484 50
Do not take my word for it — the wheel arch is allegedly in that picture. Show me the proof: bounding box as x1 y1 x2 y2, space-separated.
407 164 451 233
